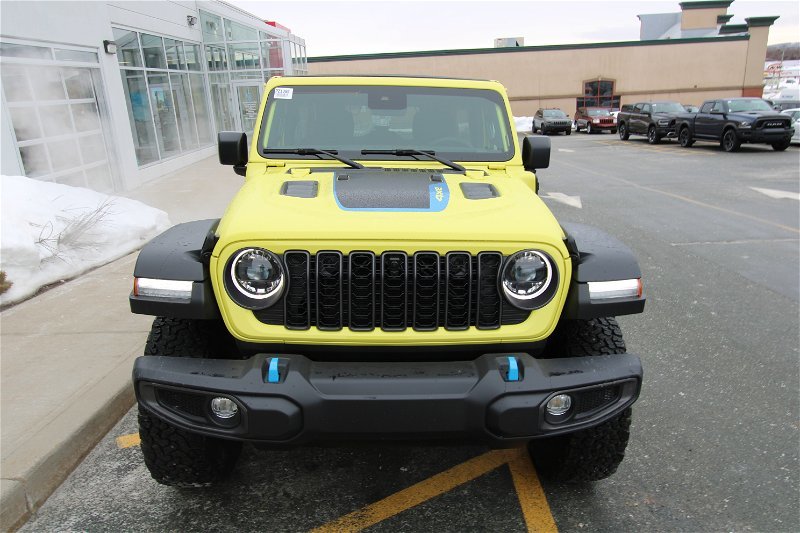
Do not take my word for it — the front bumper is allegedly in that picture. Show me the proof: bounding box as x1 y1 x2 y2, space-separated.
739 127 794 143
134 352 642 445
541 123 571 133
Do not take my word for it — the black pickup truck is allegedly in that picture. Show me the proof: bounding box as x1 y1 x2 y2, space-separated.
675 97 794 152
617 101 685 144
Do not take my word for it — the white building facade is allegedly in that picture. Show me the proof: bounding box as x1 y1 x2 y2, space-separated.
0 1 307 192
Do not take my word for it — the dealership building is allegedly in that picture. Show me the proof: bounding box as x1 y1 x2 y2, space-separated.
0 0 306 193
309 1 779 118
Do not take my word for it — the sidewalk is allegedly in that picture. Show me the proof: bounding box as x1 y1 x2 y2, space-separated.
0 155 242 530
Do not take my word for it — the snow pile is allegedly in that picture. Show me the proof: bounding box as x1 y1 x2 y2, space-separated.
514 116 533 133
0 175 170 305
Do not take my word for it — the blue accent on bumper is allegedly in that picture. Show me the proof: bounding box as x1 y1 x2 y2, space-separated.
267 358 280 383
507 356 519 381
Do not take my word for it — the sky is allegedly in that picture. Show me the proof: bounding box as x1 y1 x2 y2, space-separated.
230 0 799 57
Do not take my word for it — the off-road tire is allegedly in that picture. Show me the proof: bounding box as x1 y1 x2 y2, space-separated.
575 121 581 132
139 317 242 487
586 123 593 134
721 128 741 152
771 138 791 151
566 128 571 136
530 317 632 482
618 123 630 140
679 126 694 147
647 125 660 144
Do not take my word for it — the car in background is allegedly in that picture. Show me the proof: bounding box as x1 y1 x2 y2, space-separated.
683 105 700 113
532 108 572 135
574 107 617 134
773 99 800 112
617 101 685 144
781 107 800 144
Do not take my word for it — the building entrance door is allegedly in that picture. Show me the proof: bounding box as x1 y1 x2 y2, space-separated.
232 82 263 134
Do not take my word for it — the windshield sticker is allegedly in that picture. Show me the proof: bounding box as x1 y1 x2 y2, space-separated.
274 87 293 100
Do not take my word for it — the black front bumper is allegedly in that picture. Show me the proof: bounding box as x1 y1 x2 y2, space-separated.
738 128 793 143
134 352 642 445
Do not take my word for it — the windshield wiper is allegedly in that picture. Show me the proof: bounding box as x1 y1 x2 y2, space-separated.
361 149 466 173
264 148 364 169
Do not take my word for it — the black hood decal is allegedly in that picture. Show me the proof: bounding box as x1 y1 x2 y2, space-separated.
334 170 450 212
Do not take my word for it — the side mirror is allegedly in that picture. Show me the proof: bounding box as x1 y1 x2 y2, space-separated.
218 131 248 176
522 135 550 172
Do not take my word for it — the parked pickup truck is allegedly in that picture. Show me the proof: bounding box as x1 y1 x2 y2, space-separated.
617 101 685 144
675 97 794 152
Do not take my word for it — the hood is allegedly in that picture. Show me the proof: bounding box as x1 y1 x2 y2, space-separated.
728 111 790 122
215 168 566 251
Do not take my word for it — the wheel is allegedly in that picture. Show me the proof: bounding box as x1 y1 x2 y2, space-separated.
586 123 593 134
679 126 694 147
139 317 242 487
566 129 571 136
574 121 581 132
532 121 537 134
647 125 661 144
618 123 629 140
721 129 741 152
772 138 791 151
529 317 632 482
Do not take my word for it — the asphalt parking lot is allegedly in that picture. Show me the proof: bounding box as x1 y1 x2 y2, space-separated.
22 132 799 532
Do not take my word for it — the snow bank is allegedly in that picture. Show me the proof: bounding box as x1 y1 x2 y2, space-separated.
0 175 170 305
514 116 533 133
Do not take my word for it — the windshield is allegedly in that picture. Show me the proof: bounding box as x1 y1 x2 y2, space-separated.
587 108 611 116
651 102 685 114
726 99 773 112
259 85 513 161
543 109 566 118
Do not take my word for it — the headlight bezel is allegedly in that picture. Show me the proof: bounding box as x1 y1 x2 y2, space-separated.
500 250 559 310
223 247 285 310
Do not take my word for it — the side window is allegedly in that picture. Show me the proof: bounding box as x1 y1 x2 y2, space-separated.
633 103 644 113
712 101 725 113
535 109 542 118
641 104 651 114
700 102 714 113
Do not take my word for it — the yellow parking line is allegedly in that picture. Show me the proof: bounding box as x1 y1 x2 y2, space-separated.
311 450 511 533
507 449 558 533
116 433 141 449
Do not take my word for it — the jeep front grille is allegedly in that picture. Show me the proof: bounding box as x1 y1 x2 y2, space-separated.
254 251 531 331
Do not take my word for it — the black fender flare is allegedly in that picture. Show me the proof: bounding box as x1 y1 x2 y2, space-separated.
560 222 646 319
129 219 220 319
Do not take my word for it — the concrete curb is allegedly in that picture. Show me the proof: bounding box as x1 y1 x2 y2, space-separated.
0 380 135 531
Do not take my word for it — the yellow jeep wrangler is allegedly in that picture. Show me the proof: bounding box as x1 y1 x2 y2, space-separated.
130 76 645 487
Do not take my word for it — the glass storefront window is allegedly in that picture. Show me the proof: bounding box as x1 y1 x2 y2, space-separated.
185 44 202 71
147 73 181 157
200 11 224 43
54 49 98 63
225 18 258 41
113 28 142 68
120 69 158 165
165 39 186 70
206 45 227 71
0 42 51 60
189 73 213 144
228 43 260 70
63 68 94 99
170 73 199 150
141 34 166 69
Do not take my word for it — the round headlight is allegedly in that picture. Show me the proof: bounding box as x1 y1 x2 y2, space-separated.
225 248 284 309
501 250 557 310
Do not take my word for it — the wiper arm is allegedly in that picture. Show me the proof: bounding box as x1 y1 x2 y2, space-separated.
264 148 364 169
361 149 466 173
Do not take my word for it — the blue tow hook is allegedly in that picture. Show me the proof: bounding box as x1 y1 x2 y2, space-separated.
505 356 520 382
267 357 281 383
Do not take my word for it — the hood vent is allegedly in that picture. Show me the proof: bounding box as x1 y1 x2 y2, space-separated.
460 183 499 200
280 181 318 198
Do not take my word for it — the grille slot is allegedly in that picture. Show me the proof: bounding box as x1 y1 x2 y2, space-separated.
255 251 532 330
156 388 206 418
575 385 621 415
381 252 408 331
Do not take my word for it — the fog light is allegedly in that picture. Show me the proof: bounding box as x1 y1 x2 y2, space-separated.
546 394 572 416
210 397 238 419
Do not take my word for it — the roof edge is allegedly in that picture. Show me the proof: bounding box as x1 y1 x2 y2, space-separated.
745 16 780 27
679 1 733 10
309 35 750 63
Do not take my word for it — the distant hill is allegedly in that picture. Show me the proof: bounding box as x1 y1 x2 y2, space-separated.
766 42 800 60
